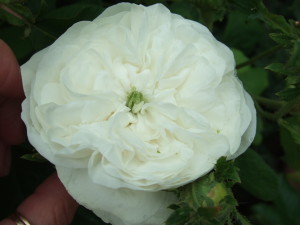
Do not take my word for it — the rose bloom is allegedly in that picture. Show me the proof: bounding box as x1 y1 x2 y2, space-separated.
21 3 256 225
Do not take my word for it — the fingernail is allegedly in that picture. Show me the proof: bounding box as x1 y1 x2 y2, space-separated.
0 142 11 176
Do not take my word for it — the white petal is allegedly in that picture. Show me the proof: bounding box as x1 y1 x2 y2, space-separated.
228 92 257 159
57 166 176 225
21 47 48 97
25 124 88 168
96 3 134 20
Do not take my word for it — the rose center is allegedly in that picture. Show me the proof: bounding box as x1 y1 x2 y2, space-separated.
126 87 145 114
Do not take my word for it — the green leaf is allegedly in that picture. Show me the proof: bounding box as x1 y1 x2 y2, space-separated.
21 153 47 163
287 39 300 68
250 176 300 225
269 33 294 45
0 0 12 3
275 175 300 225
265 63 299 76
252 204 287 225
257 2 292 35
42 3 102 21
0 2 34 26
271 41 300 100
223 11 265 53
36 3 103 39
287 76 300 85
280 123 300 170
226 0 260 13
232 48 249 71
169 1 198 21
193 0 227 30
279 116 300 145
277 87 300 100
165 204 192 225
239 67 269 96
235 150 279 201
232 49 269 95
198 0 226 30
235 211 252 225
233 49 269 96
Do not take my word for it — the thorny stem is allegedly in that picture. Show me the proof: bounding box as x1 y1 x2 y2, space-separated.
236 44 284 69
0 3 56 40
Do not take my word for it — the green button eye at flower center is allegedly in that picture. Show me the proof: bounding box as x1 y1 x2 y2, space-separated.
126 87 145 114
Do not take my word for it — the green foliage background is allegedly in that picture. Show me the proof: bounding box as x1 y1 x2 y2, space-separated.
0 0 300 224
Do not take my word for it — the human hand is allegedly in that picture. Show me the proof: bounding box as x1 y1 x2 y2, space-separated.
0 173 78 225
0 39 24 176
0 40 78 225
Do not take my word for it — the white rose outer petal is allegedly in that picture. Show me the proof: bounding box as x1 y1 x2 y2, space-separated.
21 3 257 225
57 166 176 225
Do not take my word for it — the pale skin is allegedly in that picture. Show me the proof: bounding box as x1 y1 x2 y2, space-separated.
0 40 78 225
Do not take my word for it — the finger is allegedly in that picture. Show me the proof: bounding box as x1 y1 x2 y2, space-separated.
0 98 25 145
0 219 14 225
0 142 10 176
16 173 78 225
0 40 24 99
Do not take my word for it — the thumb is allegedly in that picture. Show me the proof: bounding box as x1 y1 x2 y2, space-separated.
0 173 78 225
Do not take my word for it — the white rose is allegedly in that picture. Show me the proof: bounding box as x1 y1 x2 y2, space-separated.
21 3 256 225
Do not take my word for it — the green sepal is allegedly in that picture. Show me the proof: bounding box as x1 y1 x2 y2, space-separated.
165 203 192 225
214 157 241 187
166 158 245 225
